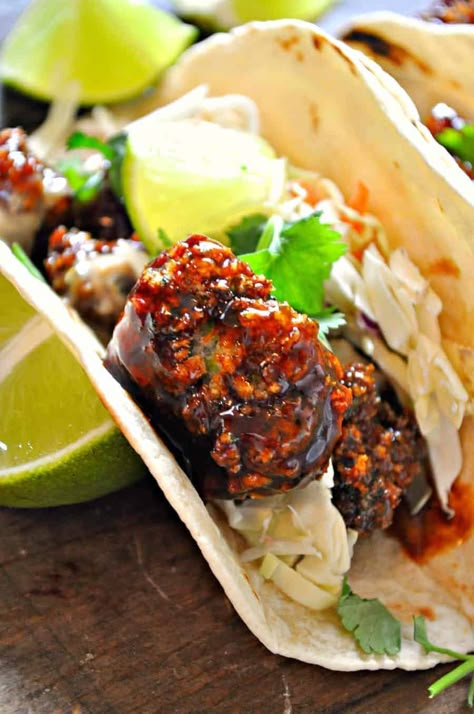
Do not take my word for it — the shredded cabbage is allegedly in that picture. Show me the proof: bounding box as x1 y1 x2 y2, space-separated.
217 469 357 611
326 243 468 512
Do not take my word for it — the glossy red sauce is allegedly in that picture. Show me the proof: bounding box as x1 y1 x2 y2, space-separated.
393 480 474 563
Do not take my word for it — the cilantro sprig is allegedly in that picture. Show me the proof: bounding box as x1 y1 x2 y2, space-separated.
436 124 474 166
240 213 346 317
58 131 127 202
414 616 474 706
337 578 401 656
337 590 474 705
226 213 269 255
56 155 105 203
230 212 346 345
67 131 116 161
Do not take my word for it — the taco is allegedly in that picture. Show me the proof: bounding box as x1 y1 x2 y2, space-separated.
340 9 474 177
2 20 474 673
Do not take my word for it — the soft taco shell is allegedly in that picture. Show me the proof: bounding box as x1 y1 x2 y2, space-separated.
2 241 474 672
341 11 474 121
2 20 474 671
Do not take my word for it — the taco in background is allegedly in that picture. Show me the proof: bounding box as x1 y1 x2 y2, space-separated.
2 20 474 673
341 11 474 177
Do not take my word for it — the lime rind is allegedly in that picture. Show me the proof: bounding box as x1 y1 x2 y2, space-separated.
0 426 145 508
0 269 146 508
1 0 197 104
173 0 335 29
231 0 335 22
1 330 111 462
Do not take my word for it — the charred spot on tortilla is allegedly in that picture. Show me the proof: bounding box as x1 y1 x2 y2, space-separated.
276 34 304 63
342 31 433 74
427 257 461 278
105 234 352 501
277 35 300 52
309 103 319 132
330 44 358 76
342 30 393 58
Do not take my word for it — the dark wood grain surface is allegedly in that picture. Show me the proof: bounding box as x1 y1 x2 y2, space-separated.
0 1 470 712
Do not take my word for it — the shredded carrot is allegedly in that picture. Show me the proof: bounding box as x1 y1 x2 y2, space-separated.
293 179 323 207
341 182 370 238
348 181 369 214
352 247 365 262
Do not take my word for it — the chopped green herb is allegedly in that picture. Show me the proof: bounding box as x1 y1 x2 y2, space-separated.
56 155 104 203
61 131 127 202
76 171 106 203
11 243 46 282
414 615 474 706
106 132 127 199
337 577 401 656
468 674 474 707
241 212 346 318
67 131 115 161
226 213 268 255
316 309 346 349
436 124 474 166
157 228 173 249
56 155 89 192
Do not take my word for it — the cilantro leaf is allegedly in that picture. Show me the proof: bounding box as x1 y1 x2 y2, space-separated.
316 309 346 338
59 132 127 202
315 309 346 349
56 155 90 192
241 212 346 317
157 227 173 249
11 243 46 282
57 155 104 203
67 131 115 161
414 615 474 706
106 132 127 199
337 578 401 656
226 213 268 255
436 124 474 166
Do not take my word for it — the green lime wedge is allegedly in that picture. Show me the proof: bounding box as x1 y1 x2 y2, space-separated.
0 274 146 507
0 0 197 105
231 0 335 22
173 0 334 29
123 117 286 254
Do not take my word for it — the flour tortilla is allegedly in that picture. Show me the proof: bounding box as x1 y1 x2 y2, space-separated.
341 11 474 121
2 20 474 671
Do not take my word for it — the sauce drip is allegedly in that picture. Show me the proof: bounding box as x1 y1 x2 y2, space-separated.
393 480 474 563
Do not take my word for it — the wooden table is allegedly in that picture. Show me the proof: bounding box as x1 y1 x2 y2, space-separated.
0 1 469 711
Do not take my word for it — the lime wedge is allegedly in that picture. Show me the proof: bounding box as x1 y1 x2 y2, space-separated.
231 0 335 22
173 0 334 29
0 273 145 507
123 117 286 254
0 0 197 105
